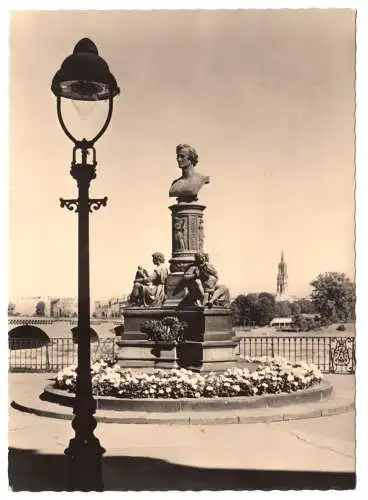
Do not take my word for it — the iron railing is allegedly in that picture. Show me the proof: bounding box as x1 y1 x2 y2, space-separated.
8 317 121 326
8 318 56 326
237 336 355 374
8 336 355 374
8 338 116 373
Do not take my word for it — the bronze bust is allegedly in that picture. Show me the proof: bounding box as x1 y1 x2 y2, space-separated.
169 144 210 202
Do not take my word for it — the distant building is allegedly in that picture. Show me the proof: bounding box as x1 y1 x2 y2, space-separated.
93 297 122 319
275 251 295 303
50 297 77 318
270 317 293 328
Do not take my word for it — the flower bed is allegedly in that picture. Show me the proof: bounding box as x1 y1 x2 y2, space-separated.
54 356 323 399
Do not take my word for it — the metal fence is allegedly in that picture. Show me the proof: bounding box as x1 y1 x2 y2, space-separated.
237 336 355 374
8 317 120 326
8 336 355 374
8 338 116 373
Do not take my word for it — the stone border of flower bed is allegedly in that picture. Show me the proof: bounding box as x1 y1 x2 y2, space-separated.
42 380 333 413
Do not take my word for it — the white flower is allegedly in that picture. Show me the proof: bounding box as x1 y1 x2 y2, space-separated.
195 392 201 398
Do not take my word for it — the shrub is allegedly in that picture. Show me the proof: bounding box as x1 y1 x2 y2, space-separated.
336 324 346 332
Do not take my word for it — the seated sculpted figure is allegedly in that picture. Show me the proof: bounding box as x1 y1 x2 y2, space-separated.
132 252 168 307
128 266 149 306
182 252 230 308
169 144 210 202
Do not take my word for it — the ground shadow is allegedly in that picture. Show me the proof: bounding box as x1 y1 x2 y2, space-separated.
8 447 355 491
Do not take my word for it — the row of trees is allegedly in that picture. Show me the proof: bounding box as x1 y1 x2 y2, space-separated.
231 272 356 328
8 300 47 317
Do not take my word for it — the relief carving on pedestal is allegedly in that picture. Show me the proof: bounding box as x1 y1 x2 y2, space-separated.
198 217 204 252
173 217 186 251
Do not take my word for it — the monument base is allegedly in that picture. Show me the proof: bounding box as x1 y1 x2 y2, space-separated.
117 305 239 372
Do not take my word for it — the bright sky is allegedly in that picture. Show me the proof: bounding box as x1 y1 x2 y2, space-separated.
9 9 355 301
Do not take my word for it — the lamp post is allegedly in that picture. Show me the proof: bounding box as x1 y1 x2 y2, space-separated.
51 38 120 491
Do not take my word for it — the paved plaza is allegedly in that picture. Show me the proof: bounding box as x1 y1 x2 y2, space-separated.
8 373 355 491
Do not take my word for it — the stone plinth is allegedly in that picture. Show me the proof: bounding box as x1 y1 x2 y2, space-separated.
117 340 179 370
160 202 207 307
117 306 239 372
169 202 206 273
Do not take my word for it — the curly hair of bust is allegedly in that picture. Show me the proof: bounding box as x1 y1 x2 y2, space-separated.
152 252 165 264
176 144 199 166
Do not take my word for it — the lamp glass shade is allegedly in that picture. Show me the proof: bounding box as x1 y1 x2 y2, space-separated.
71 99 98 120
52 38 120 101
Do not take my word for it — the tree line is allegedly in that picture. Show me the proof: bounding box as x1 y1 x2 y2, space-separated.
231 272 355 329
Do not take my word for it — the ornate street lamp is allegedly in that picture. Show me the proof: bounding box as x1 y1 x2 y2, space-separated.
51 38 120 491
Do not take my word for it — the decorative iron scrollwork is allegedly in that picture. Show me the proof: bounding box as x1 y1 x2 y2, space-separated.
330 336 355 373
89 197 108 212
60 197 108 213
60 198 79 212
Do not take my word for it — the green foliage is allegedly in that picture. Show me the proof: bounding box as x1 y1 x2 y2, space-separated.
289 301 301 315
310 272 355 323
274 301 292 318
35 300 46 317
140 316 187 343
8 302 16 316
254 293 276 326
274 299 316 320
231 292 275 327
231 294 251 326
296 298 317 314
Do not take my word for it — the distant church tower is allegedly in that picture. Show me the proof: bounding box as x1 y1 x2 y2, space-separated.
276 250 289 299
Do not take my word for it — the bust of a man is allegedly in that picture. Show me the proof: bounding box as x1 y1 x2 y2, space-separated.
169 144 210 202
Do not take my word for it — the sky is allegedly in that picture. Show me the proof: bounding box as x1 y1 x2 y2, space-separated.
9 9 356 301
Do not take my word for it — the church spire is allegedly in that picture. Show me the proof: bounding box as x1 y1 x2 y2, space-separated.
276 250 288 296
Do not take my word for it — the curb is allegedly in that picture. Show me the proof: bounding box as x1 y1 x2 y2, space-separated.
42 380 333 412
10 398 354 425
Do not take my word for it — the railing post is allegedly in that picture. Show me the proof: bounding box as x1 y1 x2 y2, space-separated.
328 336 334 373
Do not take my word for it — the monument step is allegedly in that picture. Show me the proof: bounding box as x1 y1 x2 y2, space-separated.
119 331 236 342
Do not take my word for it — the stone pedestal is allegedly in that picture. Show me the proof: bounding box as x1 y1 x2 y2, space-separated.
117 306 239 372
165 202 206 306
169 202 205 272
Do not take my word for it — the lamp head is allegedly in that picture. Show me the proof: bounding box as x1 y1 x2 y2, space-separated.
51 38 120 101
